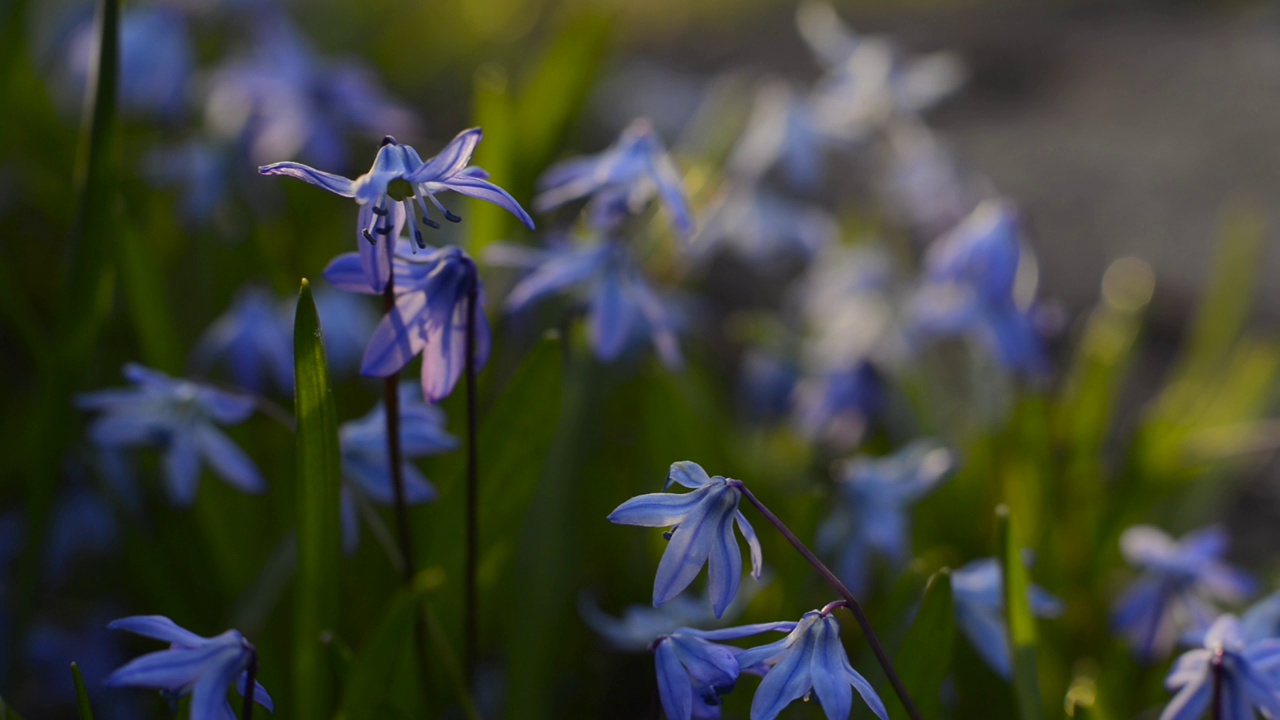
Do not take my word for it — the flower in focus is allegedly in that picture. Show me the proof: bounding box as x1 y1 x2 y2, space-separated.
493 237 683 369
817 440 954 594
193 287 294 395
260 129 533 293
952 557 1063 678
66 6 193 119
733 609 889 720
533 118 693 240
338 385 456 554
1160 614 1280 720
359 246 488 403
76 365 264 506
911 200 1047 375
607 462 762 618
105 615 272 720
1113 525 1255 661
653 622 797 720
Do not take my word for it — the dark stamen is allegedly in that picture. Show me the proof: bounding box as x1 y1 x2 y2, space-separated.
362 229 376 244
375 225 392 236
381 135 398 147
421 215 440 230
413 228 426 249
372 206 388 216
443 209 462 223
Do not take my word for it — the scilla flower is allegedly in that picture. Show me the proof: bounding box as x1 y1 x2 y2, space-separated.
952 557 1063 678
260 129 533 294
734 608 888 720
105 615 272 720
1161 614 1280 720
654 623 796 720
193 287 294 395
608 462 762 618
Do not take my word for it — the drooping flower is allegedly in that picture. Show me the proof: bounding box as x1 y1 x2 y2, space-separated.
65 6 193 120
607 462 762 618
952 557 1063 678
533 118 693 240
260 129 533 294
338 385 456 554
105 616 272 720
76 365 264 506
1113 525 1255 661
816 440 954 594
733 609 889 720
911 200 1047 375
1160 615 1280 720
582 580 770 653
193 287 294 395
654 623 797 720
493 236 683 369
359 246 488 403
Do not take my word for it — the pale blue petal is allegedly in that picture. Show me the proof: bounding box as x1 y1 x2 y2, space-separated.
956 602 1011 678
258 162 355 197
608 488 710 528
440 174 535 230
504 247 605 312
195 425 265 494
188 646 245 720
236 673 274 713
406 128 482 182
653 495 719 607
1161 675 1211 720
361 291 428 377
750 625 815 720
666 462 712 490
706 507 743 618
809 618 853 720
196 387 257 425
656 640 694 720
323 253 382 295
1245 640 1280 671
357 201 405 294
591 269 636 360
87 414 160 448
670 636 738 689
164 433 202 506
734 633 794 672
843 659 889 720
108 616 206 647
683 622 797 643
105 645 224 691
735 511 763 581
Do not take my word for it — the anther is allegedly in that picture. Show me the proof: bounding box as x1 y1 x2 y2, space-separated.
444 209 462 223
375 225 392 236
421 215 440 230
380 135 398 146
362 229 376 244
372 206 388 216
413 228 426 249
662 531 673 541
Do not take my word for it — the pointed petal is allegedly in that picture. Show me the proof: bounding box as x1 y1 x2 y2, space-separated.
504 247 604 312
750 625 814 720
653 494 720 607
440 174 535 230
666 462 712 490
105 645 224 691
843 659 889 720
258 161 355 197
683 622 798 642
164 433 202 506
405 128 482 182
809 618 853 720
706 506 743 618
735 511 763 580
1160 675 1211 720
607 487 709 528
655 640 694 720
361 290 428 377
956 602 1011 678
323 253 382 295
236 673 275 713
357 202 405 294
591 269 636 361
188 646 245 720
108 615 206 646
195 424 265 494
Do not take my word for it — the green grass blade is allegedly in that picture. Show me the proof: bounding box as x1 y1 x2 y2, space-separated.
0 695 24 720
890 570 956 720
292 278 342 719
70 663 94 720
997 505 1043 720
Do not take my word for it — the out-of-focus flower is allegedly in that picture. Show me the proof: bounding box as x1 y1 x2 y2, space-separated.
817 440 954 594
911 200 1047 375
793 361 885 449
261 129 533 294
879 122 978 240
952 557 1063 678
582 579 770 652
1160 615 1280 720
76 365 264 506
106 616 272 719
693 181 836 266
26 612 136 720
45 487 117 584
338 385 456 554
308 287 378 377
1113 525 1255 661
608 462 762 618
66 6 193 119
534 118 693 240
729 80 851 191
494 237 683 369
194 287 294 395
733 609 889 720
654 622 797 720
144 139 231 223
737 348 799 424
359 246 488 403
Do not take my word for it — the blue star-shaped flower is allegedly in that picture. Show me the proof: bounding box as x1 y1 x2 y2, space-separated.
734 609 888 720
654 622 797 720
608 462 762 618
76 365 264 506
952 557 1063 679
1161 614 1280 720
260 129 533 294
105 615 273 720
533 118 692 240
1113 525 1255 661
193 287 294 395
817 440 954 594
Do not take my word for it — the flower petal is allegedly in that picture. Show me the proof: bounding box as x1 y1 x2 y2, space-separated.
653 493 721 607
236 672 275 713
440 174 535 230
504 246 605 313
607 488 710 528
955 601 1011 678
105 645 226 691
706 505 743 618
361 291 429 378
195 424 265 494
1160 674 1211 720
655 639 694 720
323 252 382 295
405 128 482 182
591 267 636 361
683 622 797 642
258 161 355 197
735 511 763 581
188 645 246 720
809 617 853 720
163 433 203 506
666 462 712 490
750 623 815 720
108 615 207 647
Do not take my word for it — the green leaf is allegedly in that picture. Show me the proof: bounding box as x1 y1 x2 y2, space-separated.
467 64 515 255
70 663 94 720
341 577 431 720
117 223 182 372
292 278 342 719
890 570 955 720
997 505 1043 720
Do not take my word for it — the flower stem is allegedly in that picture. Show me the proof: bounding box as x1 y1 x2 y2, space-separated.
728 480 923 720
242 648 258 720
382 282 416 583
1212 649 1224 720
464 280 480 689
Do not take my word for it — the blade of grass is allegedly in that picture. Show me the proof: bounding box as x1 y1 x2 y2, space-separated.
997 505 1043 720
890 570 956 720
70 663 94 720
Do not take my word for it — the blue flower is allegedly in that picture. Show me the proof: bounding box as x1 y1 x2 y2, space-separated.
693 181 836 265
733 609 889 720
76 364 265 506
654 623 797 720
338 385 457 554
816 440 954 594
46 487 117 585
193 287 294 395
1161 614 1280 720
737 348 799 424
952 557 1063 678
494 237 683 369
359 246 488 403
26 612 138 720
911 200 1047 375
309 287 379 377
729 80 849 191
260 129 534 294
66 6 193 119
533 118 693 240
608 462 762 618
1113 525 1255 661
793 362 885 448
105 615 272 720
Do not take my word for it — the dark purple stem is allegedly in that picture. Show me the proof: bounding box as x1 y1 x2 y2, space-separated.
1212 649 1224 720
464 278 480 689
241 648 257 720
728 480 923 720
382 281 415 583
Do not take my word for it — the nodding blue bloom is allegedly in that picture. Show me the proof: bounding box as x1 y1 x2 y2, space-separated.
607 462 762 618
952 557 1062 679
1161 615 1280 720
494 237 683 369
359 246 489 403
260 129 534 294
338 385 456 554
1113 525 1256 661
66 6 193 119
533 118 693 240
693 181 836 266
105 616 272 720
1239 593 1280 644
911 200 1047 375
817 441 954 594
76 365 264 506
653 623 797 720
792 361 885 449
193 287 294 395
734 609 889 720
